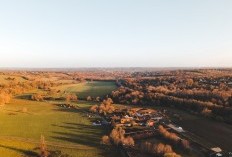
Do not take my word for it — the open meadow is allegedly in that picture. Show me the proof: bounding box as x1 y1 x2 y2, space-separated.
0 98 119 157
0 70 231 157
0 74 26 84
0 80 119 157
52 81 117 99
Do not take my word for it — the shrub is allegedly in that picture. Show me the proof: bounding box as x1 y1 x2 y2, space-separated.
31 93 44 101
0 92 11 105
65 94 78 102
101 135 111 145
90 105 98 113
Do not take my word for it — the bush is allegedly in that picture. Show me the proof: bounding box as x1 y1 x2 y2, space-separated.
101 135 111 145
0 92 11 105
65 94 78 102
90 105 98 113
31 93 44 101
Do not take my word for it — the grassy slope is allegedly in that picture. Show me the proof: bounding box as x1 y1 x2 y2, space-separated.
0 99 118 157
0 74 26 84
52 81 117 98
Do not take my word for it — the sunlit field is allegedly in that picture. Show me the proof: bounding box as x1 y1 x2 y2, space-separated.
0 98 119 157
52 81 117 98
0 74 26 84
0 80 119 157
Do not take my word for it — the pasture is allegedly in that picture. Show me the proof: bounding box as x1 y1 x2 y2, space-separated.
52 81 117 98
0 98 119 157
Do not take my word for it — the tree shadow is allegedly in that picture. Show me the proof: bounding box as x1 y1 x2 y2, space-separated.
50 121 120 157
52 107 79 113
0 144 39 157
65 81 116 98
14 94 32 100
50 122 107 148
3 109 33 115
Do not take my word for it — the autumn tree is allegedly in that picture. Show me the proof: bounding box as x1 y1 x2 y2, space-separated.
106 127 134 146
158 125 179 143
101 135 111 145
186 79 194 87
99 98 115 114
65 94 78 102
31 93 44 101
89 105 99 113
89 98 115 114
0 92 11 105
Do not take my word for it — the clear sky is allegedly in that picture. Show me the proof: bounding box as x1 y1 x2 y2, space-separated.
0 0 232 68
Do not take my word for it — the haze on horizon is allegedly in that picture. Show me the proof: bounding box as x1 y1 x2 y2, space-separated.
0 0 232 68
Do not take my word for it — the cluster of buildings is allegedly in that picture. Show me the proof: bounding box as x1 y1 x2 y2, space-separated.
90 106 232 157
105 107 165 129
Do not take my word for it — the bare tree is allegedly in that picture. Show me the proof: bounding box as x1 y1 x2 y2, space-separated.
40 135 48 157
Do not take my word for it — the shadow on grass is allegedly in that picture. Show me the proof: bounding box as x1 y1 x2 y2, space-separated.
52 108 78 113
65 81 116 98
0 144 39 157
51 122 109 147
3 109 33 115
14 94 32 100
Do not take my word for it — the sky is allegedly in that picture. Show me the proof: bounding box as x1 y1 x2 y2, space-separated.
0 0 232 68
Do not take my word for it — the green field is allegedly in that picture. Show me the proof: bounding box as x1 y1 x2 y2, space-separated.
52 81 117 98
0 99 119 157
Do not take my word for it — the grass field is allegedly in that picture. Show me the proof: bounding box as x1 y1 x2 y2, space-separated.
0 98 119 157
52 81 117 98
0 74 26 84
